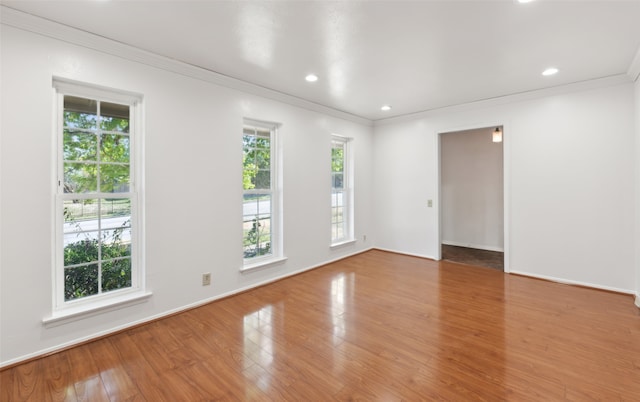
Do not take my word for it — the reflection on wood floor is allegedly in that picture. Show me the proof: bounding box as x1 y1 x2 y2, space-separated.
2 249 639 400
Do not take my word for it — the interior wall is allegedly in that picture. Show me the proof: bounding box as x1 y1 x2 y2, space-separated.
441 127 504 251
374 81 636 293
0 24 375 365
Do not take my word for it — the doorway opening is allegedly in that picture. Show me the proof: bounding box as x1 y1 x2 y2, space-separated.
439 126 505 271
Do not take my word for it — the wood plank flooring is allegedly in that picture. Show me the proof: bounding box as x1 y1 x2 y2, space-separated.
2 249 640 401
442 244 504 271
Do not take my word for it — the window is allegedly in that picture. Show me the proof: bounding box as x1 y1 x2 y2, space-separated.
242 119 282 266
54 80 143 312
331 136 354 245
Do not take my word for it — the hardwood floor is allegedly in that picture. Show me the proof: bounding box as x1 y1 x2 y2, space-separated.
2 249 640 401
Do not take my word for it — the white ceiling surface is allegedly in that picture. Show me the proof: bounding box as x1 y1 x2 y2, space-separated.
3 1 640 121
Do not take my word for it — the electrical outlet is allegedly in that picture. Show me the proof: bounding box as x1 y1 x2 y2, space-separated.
428 199 433 207
202 273 211 286
363 234 367 242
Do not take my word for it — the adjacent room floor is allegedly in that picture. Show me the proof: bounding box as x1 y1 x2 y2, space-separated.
442 244 504 271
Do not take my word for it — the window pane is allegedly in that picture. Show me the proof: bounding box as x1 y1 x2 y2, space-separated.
64 163 97 193
100 164 130 193
332 191 344 208
256 149 270 170
332 172 344 189
100 198 132 255
100 134 130 163
65 264 99 301
243 194 271 220
332 146 344 172
64 236 100 266
100 102 129 133
243 194 272 259
99 199 131 226
64 130 97 161
255 136 270 149
101 227 131 260
102 258 132 292
64 199 99 224
243 133 256 148
254 169 271 189
243 215 272 258
64 96 97 130
333 207 344 224
100 116 129 133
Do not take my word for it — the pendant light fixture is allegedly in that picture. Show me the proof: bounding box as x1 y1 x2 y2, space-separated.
492 127 503 143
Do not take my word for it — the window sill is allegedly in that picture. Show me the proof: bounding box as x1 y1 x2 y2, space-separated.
331 239 357 249
42 291 153 328
241 256 288 273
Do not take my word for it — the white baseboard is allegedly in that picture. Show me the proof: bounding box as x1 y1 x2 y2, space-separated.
635 294 640 308
509 270 635 295
1 247 374 369
441 240 504 253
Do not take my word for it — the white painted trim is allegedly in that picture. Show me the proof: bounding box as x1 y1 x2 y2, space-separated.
435 120 510 273
435 131 443 261
0 6 372 127
373 247 437 261
441 241 504 253
635 295 640 308
627 45 640 82
43 292 152 328
0 247 373 368
374 75 632 126
240 256 288 273
330 239 357 249
502 121 511 274
509 270 636 295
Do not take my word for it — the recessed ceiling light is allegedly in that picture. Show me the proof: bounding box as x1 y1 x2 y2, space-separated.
305 74 318 82
542 67 559 76
381 105 392 111
517 0 535 3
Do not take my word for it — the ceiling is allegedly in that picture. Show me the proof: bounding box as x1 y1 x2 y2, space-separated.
3 0 640 121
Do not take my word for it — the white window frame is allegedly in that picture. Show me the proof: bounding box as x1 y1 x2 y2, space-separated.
331 135 355 247
49 78 147 323
242 118 284 271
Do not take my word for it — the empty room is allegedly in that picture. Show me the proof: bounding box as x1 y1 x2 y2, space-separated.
1 1 640 400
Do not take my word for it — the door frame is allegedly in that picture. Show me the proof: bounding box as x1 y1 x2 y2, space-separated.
434 122 510 273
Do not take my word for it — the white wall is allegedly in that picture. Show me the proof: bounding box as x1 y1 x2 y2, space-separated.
441 127 503 251
0 24 374 366
374 81 636 293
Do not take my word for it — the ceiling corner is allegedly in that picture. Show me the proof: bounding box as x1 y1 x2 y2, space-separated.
627 44 640 82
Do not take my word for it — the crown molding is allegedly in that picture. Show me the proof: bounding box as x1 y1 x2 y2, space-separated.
627 45 640 82
373 74 633 127
0 6 373 127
